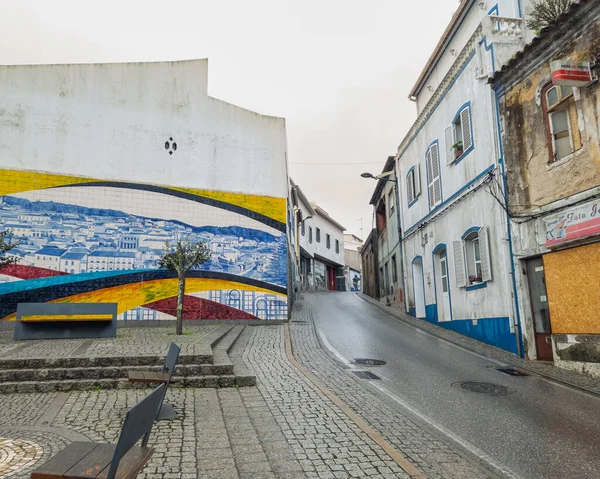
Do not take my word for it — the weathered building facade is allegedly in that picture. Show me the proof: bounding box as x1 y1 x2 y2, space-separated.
360 229 378 299
369 157 404 309
0 60 290 321
492 0 600 375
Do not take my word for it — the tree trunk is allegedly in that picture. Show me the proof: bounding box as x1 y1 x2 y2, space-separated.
176 274 185 335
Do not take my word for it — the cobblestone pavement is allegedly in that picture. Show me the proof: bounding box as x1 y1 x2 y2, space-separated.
242 325 410 479
0 322 411 479
289 301 498 479
0 324 226 359
359 294 600 396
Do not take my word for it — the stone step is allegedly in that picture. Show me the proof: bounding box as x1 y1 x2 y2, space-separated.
0 362 234 382
0 373 256 394
212 325 246 367
0 353 213 370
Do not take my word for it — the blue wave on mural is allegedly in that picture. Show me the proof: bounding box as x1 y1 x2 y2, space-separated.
0 195 287 288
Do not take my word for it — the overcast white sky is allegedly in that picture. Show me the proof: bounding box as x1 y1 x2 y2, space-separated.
0 0 457 240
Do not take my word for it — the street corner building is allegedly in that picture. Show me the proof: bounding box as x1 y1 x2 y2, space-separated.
0 59 290 322
491 0 600 376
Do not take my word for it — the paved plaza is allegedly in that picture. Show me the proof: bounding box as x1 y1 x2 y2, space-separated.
0 294 598 478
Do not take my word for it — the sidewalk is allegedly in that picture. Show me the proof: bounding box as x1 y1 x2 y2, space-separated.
358 293 600 397
0 323 412 478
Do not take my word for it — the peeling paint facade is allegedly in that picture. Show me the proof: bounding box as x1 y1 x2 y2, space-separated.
493 0 600 376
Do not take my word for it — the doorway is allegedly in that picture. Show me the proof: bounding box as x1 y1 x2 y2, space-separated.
526 257 553 360
412 257 426 318
327 266 336 291
433 246 451 322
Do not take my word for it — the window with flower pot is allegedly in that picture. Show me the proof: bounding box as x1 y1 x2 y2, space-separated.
542 83 582 163
453 226 492 288
444 103 473 165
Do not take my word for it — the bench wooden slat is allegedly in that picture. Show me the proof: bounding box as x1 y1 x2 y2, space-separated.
30 442 154 479
30 442 98 478
21 315 113 322
98 446 154 479
63 443 114 478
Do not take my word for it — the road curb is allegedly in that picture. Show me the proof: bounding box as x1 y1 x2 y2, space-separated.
284 323 427 479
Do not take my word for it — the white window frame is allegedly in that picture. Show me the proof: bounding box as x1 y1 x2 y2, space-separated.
445 104 473 165
426 143 442 210
406 165 421 205
453 227 492 288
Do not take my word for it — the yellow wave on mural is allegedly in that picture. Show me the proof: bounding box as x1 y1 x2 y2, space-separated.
0 169 286 224
1 278 285 321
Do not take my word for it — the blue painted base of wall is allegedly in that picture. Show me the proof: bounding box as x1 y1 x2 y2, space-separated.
407 306 516 354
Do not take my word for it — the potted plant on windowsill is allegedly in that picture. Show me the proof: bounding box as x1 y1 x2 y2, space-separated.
468 274 482 285
452 141 463 159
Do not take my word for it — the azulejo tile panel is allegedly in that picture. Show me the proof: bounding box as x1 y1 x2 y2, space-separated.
0 169 288 320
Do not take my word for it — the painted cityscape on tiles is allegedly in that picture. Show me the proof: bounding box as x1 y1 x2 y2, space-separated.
0 169 288 321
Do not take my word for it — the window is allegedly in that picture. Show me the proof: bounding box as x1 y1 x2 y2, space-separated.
440 253 449 293
376 200 387 232
406 166 421 206
388 189 395 216
444 104 473 164
543 84 582 162
426 143 442 209
335 239 340 253
326 234 331 249
301 220 305 236
391 254 398 282
316 228 321 243
453 227 492 287
309 226 313 243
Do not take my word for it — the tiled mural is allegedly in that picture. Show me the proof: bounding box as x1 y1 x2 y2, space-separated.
0 169 288 321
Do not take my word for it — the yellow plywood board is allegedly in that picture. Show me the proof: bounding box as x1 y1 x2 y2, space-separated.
20 314 113 322
543 242 600 334
0 169 286 223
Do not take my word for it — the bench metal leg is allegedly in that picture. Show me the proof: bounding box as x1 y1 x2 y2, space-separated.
157 402 177 421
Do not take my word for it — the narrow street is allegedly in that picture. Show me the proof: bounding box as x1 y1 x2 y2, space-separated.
300 292 600 479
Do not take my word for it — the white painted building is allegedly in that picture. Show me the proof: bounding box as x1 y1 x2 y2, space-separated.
291 180 346 291
344 234 363 292
394 0 534 354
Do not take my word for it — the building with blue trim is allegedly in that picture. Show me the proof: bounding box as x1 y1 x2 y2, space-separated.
373 0 538 355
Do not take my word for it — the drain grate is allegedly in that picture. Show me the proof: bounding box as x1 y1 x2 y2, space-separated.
496 368 528 377
291 320 307 324
352 370 381 380
460 381 508 395
354 359 387 366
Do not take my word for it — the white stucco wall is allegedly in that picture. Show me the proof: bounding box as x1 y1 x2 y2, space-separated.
311 212 345 267
0 60 288 198
398 28 515 328
414 0 529 112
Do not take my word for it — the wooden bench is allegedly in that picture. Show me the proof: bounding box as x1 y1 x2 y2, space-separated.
14 303 117 340
30 383 165 479
128 342 180 421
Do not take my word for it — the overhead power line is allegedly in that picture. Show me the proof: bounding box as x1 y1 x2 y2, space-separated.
290 161 385 166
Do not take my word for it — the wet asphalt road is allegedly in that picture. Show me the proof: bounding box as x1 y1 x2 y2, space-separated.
306 292 600 479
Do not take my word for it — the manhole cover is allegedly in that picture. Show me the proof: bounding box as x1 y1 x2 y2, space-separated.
459 381 508 395
354 358 387 366
496 368 528 377
352 370 381 380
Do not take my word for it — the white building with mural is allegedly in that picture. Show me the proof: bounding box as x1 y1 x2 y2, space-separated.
394 0 535 354
0 59 290 322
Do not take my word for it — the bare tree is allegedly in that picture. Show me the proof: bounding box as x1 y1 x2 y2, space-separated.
526 0 572 32
0 230 21 269
158 238 211 335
